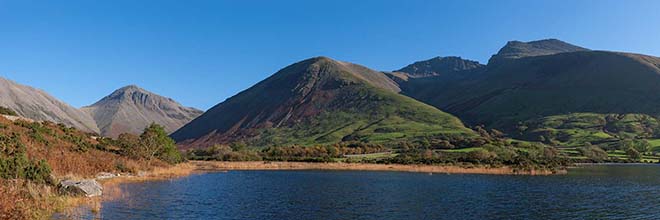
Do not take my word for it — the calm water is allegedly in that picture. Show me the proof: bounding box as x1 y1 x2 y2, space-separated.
62 165 660 220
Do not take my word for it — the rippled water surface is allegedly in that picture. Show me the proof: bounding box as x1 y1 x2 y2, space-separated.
63 165 660 220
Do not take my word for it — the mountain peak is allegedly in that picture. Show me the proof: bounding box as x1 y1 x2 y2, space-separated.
489 39 589 64
310 56 334 62
93 85 154 106
396 56 484 78
118 84 143 91
82 85 203 137
114 84 151 96
277 56 401 93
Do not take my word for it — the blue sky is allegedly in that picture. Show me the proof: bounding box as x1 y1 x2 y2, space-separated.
1 0 659 110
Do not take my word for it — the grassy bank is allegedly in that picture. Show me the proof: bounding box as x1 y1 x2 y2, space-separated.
0 116 186 219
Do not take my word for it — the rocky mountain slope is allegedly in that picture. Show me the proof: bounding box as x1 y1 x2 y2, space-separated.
394 56 484 78
488 39 589 63
0 77 99 133
82 85 203 138
171 57 477 149
396 39 660 140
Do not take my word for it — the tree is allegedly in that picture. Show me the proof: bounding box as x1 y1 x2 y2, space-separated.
422 149 434 160
616 139 649 154
632 140 650 153
117 133 141 159
140 123 183 164
579 146 608 162
467 149 497 163
117 123 184 164
616 139 634 151
229 141 247 152
626 147 641 161
325 145 339 157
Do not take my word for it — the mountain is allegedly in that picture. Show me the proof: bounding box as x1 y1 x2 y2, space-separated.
396 39 660 138
171 56 477 149
394 56 484 78
0 77 99 133
389 56 486 99
488 39 589 63
82 85 203 138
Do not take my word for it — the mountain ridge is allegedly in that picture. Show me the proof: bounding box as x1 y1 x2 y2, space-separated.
0 77 99 133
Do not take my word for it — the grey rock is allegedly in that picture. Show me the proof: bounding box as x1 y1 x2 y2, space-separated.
95 172 117 180
59 179 103 197
137 171 148 177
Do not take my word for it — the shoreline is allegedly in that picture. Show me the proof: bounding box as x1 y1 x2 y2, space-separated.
571 162 660 167
53 163 202 219
191 161 566 175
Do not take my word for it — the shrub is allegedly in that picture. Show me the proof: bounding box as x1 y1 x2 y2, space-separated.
0 153 52 184
579 145 608 162
0 107 17 116
626 147 641 161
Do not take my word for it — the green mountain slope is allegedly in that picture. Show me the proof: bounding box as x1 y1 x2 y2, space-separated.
171 57 477 149
397 40 660 134
391 39 660 154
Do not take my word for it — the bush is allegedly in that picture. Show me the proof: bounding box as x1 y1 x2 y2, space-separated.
579 145 608 162
0 153 52 184
0 107 17 116
626 147 641 161
187 144 262 161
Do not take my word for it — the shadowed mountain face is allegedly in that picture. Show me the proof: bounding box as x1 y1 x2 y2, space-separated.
396 39 660 133
0 77 99 133
171 57 476 149
388 56 486 99
488 39 589 64
82 85 203 138
395 56 484 78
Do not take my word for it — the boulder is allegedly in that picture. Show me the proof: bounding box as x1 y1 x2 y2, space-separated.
59 179 103 197
95 172 117 180
137 171 148 177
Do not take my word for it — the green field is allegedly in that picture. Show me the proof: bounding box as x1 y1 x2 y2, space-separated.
558 147 660 163
520 113 660 148
440 147 484 153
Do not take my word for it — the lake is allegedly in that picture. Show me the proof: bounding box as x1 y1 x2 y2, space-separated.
59 165 660 220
